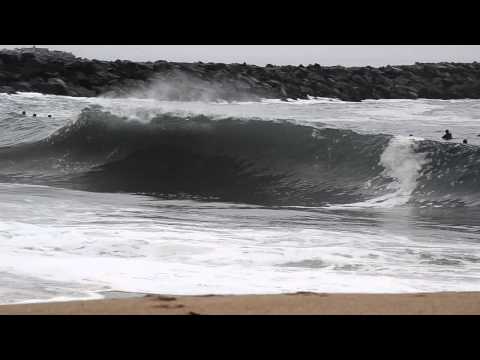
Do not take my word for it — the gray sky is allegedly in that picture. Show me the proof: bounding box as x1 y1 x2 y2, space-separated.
2 45 480 66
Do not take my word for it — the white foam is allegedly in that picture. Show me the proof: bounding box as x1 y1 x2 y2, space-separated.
260 96 346 105
0 179 479 303
329 136 428 209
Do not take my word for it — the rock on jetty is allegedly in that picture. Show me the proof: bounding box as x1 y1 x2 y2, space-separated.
1 47 480 101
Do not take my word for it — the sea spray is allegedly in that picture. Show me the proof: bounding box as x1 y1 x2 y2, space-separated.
379 136 429 197
328 136 429 208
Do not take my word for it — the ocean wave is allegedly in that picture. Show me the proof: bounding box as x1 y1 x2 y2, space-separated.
0 106 478 207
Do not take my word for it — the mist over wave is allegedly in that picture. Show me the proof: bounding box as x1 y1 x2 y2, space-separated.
103 70 264 102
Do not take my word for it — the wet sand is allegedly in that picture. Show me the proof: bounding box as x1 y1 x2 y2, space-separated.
0 292 480 314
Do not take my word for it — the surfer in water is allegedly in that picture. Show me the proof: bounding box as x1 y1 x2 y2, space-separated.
442 129 452 140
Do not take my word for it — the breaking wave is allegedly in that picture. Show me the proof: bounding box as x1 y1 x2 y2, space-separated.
0 106 478 207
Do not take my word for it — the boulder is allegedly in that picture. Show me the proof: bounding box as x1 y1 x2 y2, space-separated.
13 81 33 92
30 78 68 95
0 86 16 94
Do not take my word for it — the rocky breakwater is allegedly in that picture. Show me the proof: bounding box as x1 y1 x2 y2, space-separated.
1 47 480 101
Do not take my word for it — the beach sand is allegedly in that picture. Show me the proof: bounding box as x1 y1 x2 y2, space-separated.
0 292 480 314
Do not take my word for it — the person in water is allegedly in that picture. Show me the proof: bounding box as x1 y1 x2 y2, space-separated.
463 139 468 144
442 129 452 140
21 111 26 116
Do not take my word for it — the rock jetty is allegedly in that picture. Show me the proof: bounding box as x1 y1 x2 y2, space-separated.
1 47 480 101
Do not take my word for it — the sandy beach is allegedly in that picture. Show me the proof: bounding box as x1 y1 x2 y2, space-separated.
0 292 479 315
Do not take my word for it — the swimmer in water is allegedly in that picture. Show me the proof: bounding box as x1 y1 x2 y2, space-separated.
442 129 452 140
463 139 468 144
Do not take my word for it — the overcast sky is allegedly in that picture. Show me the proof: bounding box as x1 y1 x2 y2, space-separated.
1 45 480 67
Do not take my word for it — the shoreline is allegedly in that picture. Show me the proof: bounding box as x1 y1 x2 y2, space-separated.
1 291 480 315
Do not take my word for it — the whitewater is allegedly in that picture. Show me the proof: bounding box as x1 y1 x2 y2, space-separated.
1 92 480 304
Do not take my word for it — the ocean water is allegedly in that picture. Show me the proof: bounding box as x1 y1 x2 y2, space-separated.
1 92 480 304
